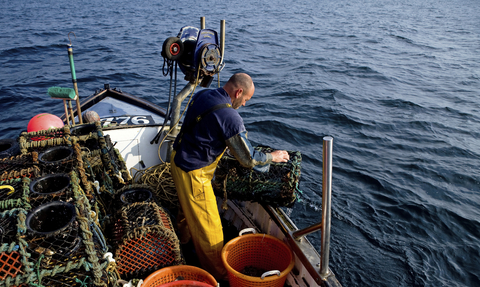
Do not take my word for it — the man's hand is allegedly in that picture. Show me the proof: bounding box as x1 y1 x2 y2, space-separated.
270 150 290 163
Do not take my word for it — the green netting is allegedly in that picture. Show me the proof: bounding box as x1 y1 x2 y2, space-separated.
213 146 302 207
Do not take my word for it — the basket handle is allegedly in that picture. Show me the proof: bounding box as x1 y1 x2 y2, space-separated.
261 270 281 279
239 228 256 236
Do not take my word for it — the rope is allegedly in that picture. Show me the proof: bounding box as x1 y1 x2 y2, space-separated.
70 172 107 286
31 254 45 287
75 276 90 287
133 164 179 210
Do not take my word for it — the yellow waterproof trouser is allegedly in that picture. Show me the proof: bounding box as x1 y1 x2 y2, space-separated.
170 150 227 279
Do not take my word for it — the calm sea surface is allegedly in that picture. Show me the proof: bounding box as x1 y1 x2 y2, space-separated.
1 0 479 286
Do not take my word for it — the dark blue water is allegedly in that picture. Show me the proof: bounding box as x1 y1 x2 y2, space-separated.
1 0 479 286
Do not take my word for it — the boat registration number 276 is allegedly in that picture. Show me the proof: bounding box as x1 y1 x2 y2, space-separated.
100 115 155 126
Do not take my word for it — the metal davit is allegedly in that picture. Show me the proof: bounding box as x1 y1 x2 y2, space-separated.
266 136 341 287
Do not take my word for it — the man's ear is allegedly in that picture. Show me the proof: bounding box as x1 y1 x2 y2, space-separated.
235 88 243 98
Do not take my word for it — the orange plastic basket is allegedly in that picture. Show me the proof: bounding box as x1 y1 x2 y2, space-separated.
221 232 295 287
162 280 215 287
142 265 217 287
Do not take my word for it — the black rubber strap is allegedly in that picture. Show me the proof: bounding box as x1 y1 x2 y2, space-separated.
194 103 232 124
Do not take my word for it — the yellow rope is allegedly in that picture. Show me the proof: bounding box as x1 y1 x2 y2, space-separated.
133 163 178 209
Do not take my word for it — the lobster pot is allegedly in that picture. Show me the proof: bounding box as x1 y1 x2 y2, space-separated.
221 233 295 287
37 146 76 174
0 147 77 186
112 202 183 279
20 199 108 286
213 146 302 207
69 123 103 150
0 138 20 159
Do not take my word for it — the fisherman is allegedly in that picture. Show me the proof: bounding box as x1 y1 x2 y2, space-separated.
170 73 290 279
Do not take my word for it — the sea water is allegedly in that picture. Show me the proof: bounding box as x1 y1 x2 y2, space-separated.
0 0 479 286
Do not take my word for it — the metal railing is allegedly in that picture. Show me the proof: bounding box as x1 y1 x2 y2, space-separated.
292 136 333 278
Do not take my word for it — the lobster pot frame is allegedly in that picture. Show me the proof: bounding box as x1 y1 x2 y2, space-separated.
81 145 131 195
213 146 302 207
18 123 102 152
111 201 183 280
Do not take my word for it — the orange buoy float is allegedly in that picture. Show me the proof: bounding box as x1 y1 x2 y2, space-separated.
27 113 64 133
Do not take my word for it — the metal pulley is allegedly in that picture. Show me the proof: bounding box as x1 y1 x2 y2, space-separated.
199 43 221 75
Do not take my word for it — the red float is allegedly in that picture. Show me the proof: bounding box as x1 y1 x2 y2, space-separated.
27 113 64 133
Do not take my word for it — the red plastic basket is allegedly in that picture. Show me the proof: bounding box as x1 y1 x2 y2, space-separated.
142 265 217 287
221 232 295 287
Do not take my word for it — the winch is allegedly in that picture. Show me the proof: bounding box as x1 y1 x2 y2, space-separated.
151 18 226 146
161 22 225 87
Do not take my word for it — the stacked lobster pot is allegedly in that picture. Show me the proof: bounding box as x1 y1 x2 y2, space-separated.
0 122 131 287
108 184 184 280
213 145 303 208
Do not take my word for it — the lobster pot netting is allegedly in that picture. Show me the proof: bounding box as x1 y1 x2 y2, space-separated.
0 153 39 182
41 269 97 287
111 201 183 280
213 146 302 207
